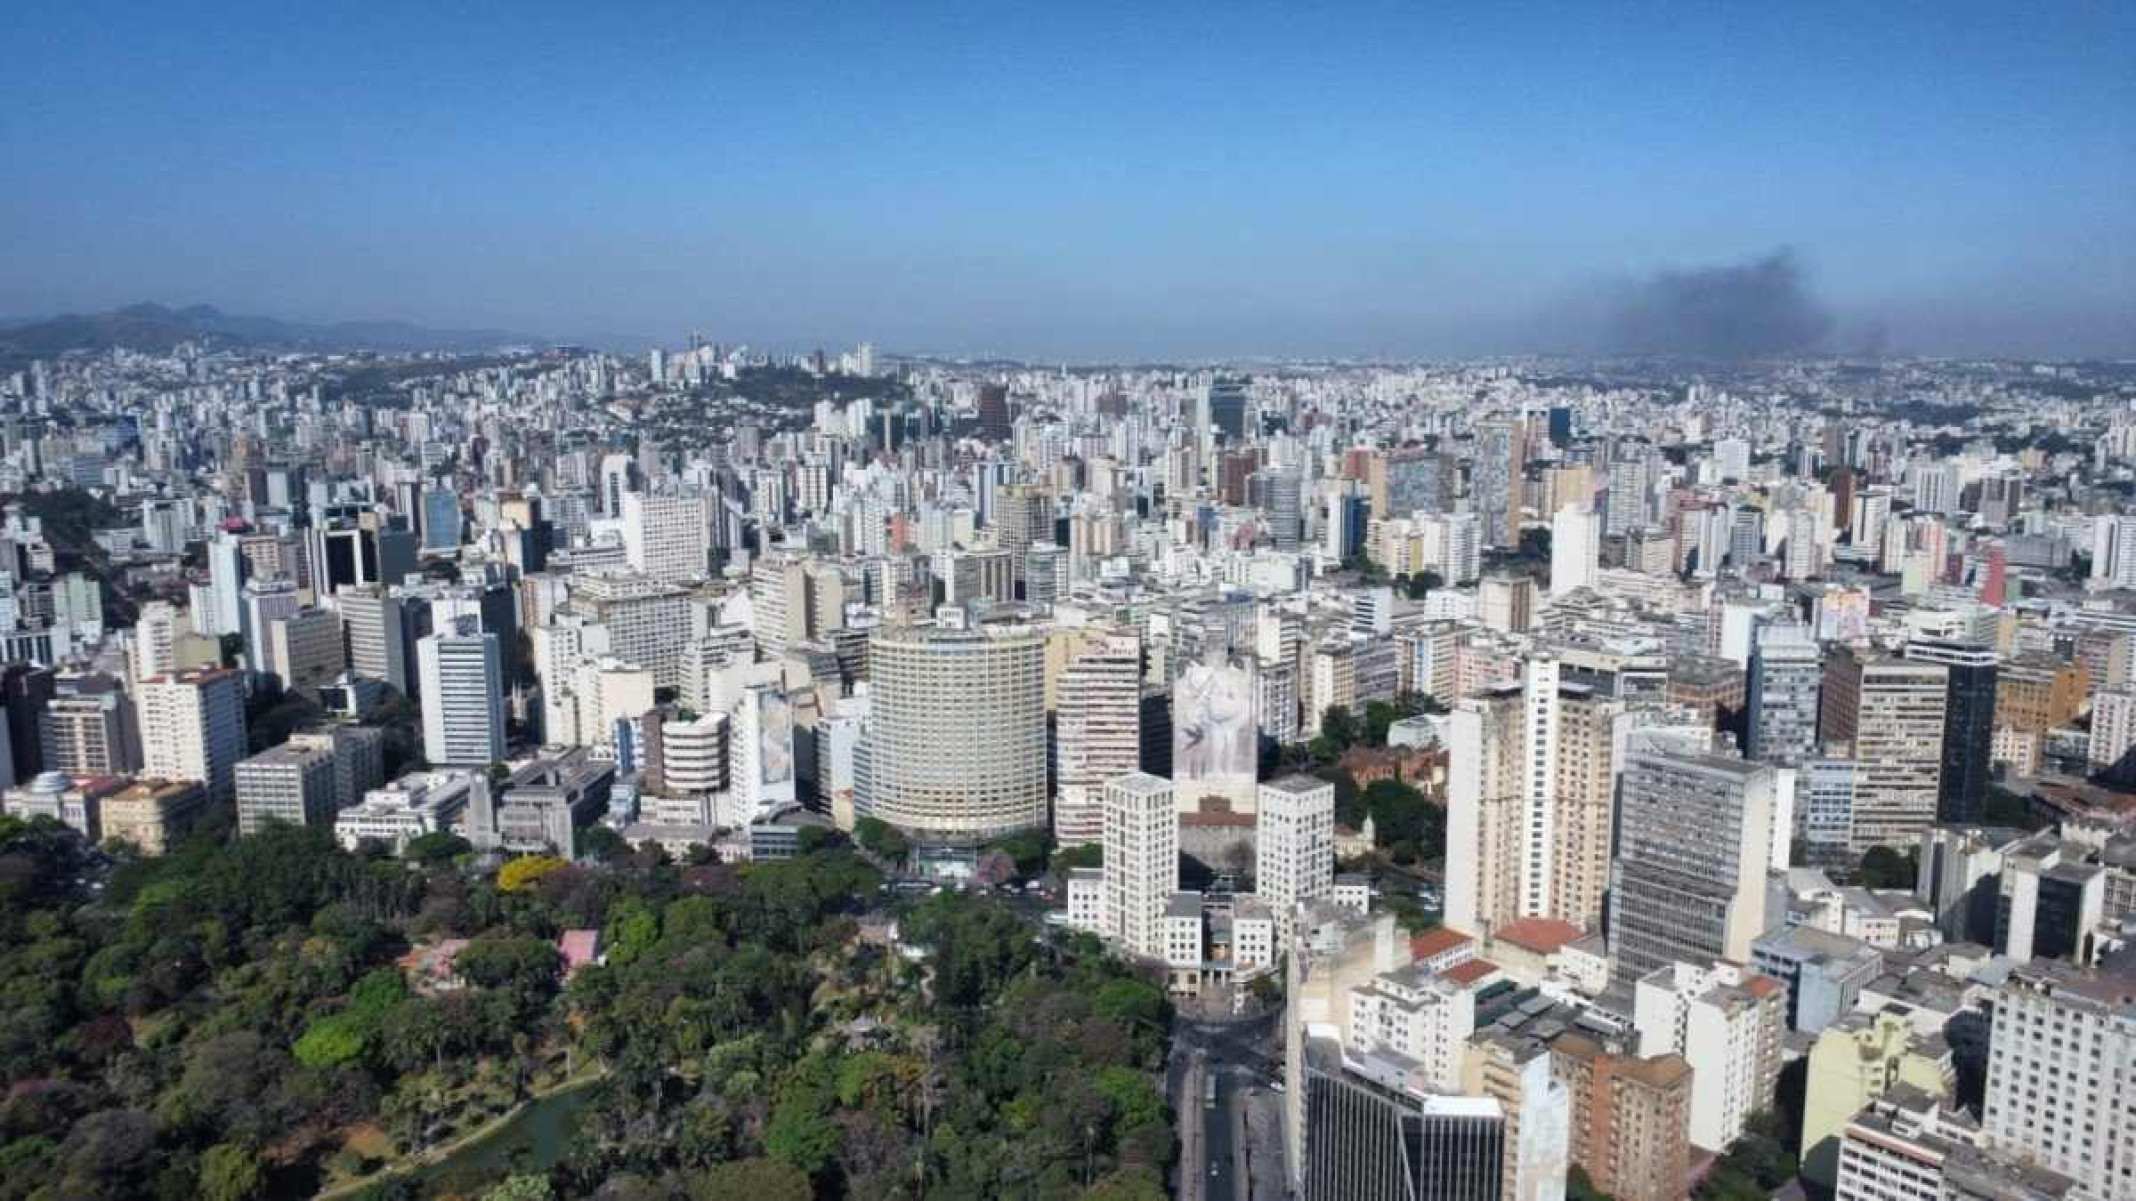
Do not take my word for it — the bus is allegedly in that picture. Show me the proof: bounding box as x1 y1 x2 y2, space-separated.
1203 1074 1218 1110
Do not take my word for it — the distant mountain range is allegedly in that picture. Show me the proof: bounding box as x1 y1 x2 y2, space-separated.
0 302 549 361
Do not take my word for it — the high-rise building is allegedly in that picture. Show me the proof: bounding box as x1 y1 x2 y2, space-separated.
1445 662 1622 937
1300 1036 1506 1201
268 607 346 693
1101 772 1176 959
204 532 247 637
1820 649 1948 850
620 491 710 584
1633 960 1784 1153
133 600 184 681
1608 747 1777 989
1473 417 1527 549
1981 960 2136 1201
417 618 506 767
748 553 810 658
1053 631 1143 846
38 684 140 777
1904 638 1997 824
855 622 1047 843
1549 503 1599 595
1257 774 1335 943
1746 622 1821 767
334 585 428 695
1550 1034 1693 1201
420 487 463 552
136 668 248 804
241 578 300 680
234 740 339 834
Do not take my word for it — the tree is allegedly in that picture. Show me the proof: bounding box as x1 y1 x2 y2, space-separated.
1858 845 1917 890
1310 705 1360 761
576 826 628 862
853 816 909 862
481 1176 554 1201
197 1144 264 1201
403 831 471 865
497 855 568 893
685 1158 811 1201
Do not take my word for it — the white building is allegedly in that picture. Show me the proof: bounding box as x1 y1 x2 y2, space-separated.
1348 963 1478 1092
136 668 247 804
1633 960 1785 1153
1257 774 1335 943
1103 772 1177 959
335 770 477 851
234 741 338 834
1981 960 2136 1200
1053 631 1143 846
1549 504 1599 595
417 618 506 766
620 492 710 584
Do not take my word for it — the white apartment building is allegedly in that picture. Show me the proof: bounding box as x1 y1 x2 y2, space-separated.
137 667 247 804
1103 772 1177 959
1257 774 1335 944
1633 960 1785 1153
1981 961 2136 1200
417 618 506 766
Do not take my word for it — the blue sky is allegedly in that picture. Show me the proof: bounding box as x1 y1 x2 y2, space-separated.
2 1 2129 357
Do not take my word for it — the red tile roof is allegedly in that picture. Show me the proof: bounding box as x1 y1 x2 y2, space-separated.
1411 927 1475 960
1443 959 1502 987
1493 917 1585 954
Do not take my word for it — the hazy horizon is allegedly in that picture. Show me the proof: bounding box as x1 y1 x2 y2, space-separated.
3 2 2130 360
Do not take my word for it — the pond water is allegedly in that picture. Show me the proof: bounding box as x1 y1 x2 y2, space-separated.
409 1077 600 1196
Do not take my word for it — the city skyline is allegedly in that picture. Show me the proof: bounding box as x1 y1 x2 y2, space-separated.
3 2 2130 359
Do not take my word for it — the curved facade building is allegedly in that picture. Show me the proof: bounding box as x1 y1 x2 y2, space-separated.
857 622 1046 843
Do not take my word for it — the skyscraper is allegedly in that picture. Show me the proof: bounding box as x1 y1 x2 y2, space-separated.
855 622 1047 843
1608 746 1777 989
1053 630 1143 846
1903 638 1997 825
1746 622 1821 767
137 667 248 804
1102 772 1176 959
1820 649 1947 850
1549 503 1599 594
620 491 711 584
417 617 506 766
1257 774 1335 943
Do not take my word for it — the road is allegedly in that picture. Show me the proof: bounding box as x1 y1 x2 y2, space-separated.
1174 1011 1287 1201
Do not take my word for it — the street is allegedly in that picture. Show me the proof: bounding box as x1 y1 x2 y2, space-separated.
1173 1010 1287 1201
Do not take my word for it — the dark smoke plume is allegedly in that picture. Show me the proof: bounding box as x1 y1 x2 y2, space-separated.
1601 248 1832 359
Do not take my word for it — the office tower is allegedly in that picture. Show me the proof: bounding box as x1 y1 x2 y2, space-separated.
1204 377 1249 445
1604 454 1647 537
1101 772 1176 958
992 484 1051 585
1300 1036 1505 1201
1981 960 2136 1201
1608 747 1777 989
749 553 810 657
1820 649 1947 850
1263 467 1304 553
2091 514 2136 591
38 683 138 777
1053 631 1143 846
1714 436 1751 481
1549 1034 1693 1201
420 487 463 551
1381 446 1454 519
417 617 506 767
646 712 727 796
1632 960 1784 1153
334 585 427 695
234 740 338 834
1473 417 1527 549
1904 638 1997 823
1746 622 1821 766
284 726 386 814
1257 775 1335 942
241 578 300 678
1478 574 1535 633
975 383 1013 442
314 520 414 594
620 491 710 583
1799 1009 1955 1187
1023 542 1065 608
137 668 247 804
2089 689 2136 783
1915 826 2007 944
1549 503 1599 595
205 532 246 637
134 600 183 680
1727 506 1765 569
598 452 636 515
268 607 346 693
571 572 689 688
1852 486 1893 550
1993 833 2107 964
855 622 1046 842
39 685 140 776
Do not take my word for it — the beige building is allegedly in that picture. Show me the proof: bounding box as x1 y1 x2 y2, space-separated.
1821 649 1947 850
1800 1007 1955 1188
101 779 210 855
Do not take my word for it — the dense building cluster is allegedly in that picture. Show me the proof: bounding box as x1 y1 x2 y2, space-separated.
3 340 2135 1199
